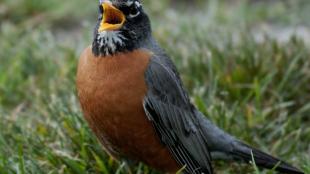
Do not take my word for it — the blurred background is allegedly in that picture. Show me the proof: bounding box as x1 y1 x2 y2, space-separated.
0 0 309 173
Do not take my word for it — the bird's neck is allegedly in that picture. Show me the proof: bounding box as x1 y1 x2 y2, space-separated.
92 32 154 57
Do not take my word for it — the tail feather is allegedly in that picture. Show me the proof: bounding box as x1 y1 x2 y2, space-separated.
196 112 304 174
231 141 304 174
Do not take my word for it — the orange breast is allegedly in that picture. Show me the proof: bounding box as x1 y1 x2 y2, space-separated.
76 46 180 173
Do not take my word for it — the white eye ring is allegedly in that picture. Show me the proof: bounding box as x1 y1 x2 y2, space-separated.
129 11 140 18
127 1 141 18
126 0 134 6
135 1 141 7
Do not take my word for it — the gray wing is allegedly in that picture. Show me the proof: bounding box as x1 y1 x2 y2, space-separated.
143 55 213 174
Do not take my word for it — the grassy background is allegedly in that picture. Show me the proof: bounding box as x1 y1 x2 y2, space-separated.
0 0 309 173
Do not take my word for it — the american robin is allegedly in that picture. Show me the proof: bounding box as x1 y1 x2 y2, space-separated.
76 0 304 173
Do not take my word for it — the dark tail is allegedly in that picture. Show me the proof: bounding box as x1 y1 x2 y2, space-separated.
231 141 304 174
196 112 304 174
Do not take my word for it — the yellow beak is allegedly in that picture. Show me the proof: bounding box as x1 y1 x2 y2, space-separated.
98 2 126 32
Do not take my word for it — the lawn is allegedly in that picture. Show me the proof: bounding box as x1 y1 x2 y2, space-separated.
0 0 309 173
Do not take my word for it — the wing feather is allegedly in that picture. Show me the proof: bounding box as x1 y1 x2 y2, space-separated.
143 56 213 174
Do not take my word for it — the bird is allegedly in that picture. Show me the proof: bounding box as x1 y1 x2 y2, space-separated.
76 0 304 173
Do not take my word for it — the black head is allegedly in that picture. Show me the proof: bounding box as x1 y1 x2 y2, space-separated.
92 0 152 57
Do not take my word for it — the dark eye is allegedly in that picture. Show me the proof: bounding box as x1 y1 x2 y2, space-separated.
129 5 140 18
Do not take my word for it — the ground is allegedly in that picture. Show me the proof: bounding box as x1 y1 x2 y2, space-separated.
0 0 309 174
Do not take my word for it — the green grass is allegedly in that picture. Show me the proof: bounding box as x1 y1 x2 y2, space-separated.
0 0 309 173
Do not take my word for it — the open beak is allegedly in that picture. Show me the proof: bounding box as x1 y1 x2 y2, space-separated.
98 2 126 32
